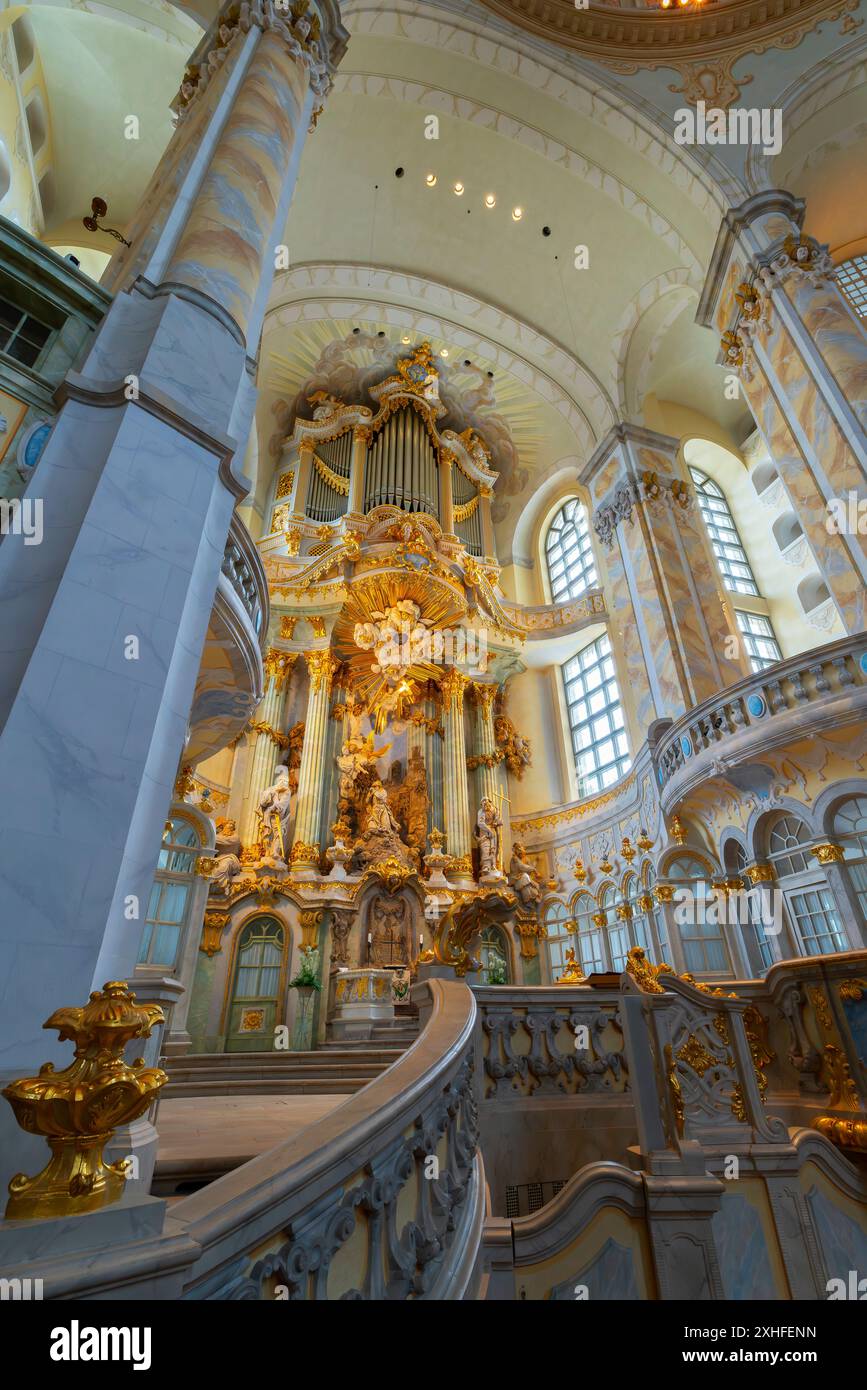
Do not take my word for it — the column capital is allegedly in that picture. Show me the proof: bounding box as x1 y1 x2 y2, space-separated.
811 843 845 865
470 681 498 716
264 648 298 691
304 647 339 695
441 668 470 709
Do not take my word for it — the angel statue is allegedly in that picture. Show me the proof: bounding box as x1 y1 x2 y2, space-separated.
210 819 242 895
509 841 542 911
256 765 292 863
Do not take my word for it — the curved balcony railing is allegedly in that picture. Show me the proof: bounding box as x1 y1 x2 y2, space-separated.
654 634 867 808
168 978 483 1300
502 588 606 638
221 512 269 644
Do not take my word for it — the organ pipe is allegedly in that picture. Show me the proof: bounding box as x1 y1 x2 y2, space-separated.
362 404 441 520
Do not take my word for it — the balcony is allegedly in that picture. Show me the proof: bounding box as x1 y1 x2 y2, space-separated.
185 513 269 763
654 634 867 813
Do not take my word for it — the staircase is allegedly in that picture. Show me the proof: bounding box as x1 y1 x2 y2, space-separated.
154 1021 420 1195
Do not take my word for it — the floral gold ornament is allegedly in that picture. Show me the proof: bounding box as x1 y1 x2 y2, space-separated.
574 857 587 884
810 843 844 865
275 471 295 500
746 863 774 884
840 979 867 1002
669 814 686 845
654 884 675 904
636 828 653 851
174 763 195 799
201 910 230 956
3 983 166 1219
621 836 635 863
721 330 744 367
264 648 298 691
299 909 324 950
664 1043 684 1137
598 852 613 874
625 945 673 994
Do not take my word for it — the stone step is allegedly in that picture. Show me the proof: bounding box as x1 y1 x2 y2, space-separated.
162 1076 371 1098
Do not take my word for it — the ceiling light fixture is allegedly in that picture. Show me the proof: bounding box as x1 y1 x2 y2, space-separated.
440 348 449 358
402 335 411 344
425 173 437 187
484 193 496 208
512 206 523 221
453 182 465 196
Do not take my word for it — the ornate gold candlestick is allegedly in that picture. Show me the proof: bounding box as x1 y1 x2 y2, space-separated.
2 982 166 1220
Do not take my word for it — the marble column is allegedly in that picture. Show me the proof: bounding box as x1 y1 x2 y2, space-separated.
479 485 496 561
441 668 473 884
700 189 867 632
470 681 500 808
295 438 315 521
238 650 296 849
291 649 338 875
0 0 347 1201
587 424 751 733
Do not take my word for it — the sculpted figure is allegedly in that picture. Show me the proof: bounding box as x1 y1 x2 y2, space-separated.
475 796 502 878
370 895 409 967
210 819 241 895
257 765 292 862
364 780 401 837
509 841 542 911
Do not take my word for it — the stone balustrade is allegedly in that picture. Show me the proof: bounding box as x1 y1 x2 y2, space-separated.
654 633 867 809
221 512 269 641
501 589 607 638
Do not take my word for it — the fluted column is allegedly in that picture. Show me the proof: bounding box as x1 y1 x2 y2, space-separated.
238 650 296 849
441 668 473 884
702 190 867 632
291 650 338 875
295 439 315 520
470 681 500 808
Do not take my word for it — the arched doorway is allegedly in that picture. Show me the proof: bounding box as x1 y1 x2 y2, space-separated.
226 916 287 1052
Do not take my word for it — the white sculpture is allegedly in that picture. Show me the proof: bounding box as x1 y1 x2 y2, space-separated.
210 819 242 895
257 764 292 862
475 796 503 879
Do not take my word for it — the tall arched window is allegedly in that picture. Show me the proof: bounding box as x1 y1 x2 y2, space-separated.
641 865 671 965
668 853 731 975
832 797 867 923
836 255 867 319
573 892 606 973
138 813 202 970
603 884 629 971
688 466 759 596
544 900 573 979
562 633 630 796
545 499 598 602
767 813 847 956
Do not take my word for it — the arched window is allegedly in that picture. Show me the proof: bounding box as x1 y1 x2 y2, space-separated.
544 900 573 979
767 814 846 956
832 797 867 923
479 924 510 984
725 839 774 973
688 466 759 596
641 865 671 965
227 916 286 1050
836 255 867 319
138 813 202 969
573 891 606 974
545 499 598 602
668 853 731 975
562 633 630 796
602 884 629 971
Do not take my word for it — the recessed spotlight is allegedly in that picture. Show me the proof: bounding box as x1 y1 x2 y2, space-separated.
402 335 411 345
484 193 496 209
377 330 385 337
440 348 449 358
352 327 360 335
425 173 437 187
512 206 524 221
453 182 465 196
463 359 472 366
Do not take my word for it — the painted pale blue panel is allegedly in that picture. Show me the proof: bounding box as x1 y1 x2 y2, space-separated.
712 1192 778 1299
841 996 867 1070
549 1236 640 1300
807 1185 867 1284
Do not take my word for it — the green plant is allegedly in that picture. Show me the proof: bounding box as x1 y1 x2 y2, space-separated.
485 956 507 986
290 945 321 990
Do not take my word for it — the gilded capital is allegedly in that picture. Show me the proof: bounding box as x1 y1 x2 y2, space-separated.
305 648 338 695
811 843 845 865
264 648 298 691
746 863 775 884
471 681 498 718
441 667 469 710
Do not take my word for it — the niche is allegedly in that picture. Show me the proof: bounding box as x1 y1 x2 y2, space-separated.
751 460 779 499
11 17 35 74
25 94 47 158
797 574 831 615
772 511 805 564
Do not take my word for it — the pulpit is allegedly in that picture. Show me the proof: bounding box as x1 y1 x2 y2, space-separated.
330 967 395 1039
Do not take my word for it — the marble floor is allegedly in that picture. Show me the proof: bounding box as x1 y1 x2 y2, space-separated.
155 1094 351 1178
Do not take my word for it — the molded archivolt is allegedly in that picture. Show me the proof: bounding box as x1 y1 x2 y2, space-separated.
611 271 700 418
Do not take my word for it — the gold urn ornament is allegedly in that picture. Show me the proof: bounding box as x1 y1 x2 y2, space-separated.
2 982 166 1220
